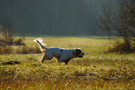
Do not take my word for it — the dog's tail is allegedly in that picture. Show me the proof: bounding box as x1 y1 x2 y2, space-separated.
33 38 47 51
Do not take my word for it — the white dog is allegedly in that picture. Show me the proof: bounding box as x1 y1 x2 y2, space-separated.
33 38 84 64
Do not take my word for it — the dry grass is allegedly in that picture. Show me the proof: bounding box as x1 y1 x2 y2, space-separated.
0 46 13 54
16 45 41 54
0 36 40 54
109 41 135 53
0 37 135 90
0 45 40 54
0 37 25 46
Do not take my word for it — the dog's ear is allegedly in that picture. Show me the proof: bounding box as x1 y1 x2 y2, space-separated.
75 49 82 56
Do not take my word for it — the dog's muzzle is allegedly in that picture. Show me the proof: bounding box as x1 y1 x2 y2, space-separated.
78 52 84 58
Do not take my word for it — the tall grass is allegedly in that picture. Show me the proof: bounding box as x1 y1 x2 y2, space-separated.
0 45 40 54
109 41 135 53
16 45 41 54
0 46 13 54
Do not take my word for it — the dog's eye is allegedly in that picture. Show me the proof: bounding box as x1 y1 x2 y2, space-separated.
78 50 81 54
75 49 81 55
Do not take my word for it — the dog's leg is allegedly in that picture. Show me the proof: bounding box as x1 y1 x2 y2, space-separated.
64 59 70 65
58 57 70 65
40 54 46 63
58 57 64 63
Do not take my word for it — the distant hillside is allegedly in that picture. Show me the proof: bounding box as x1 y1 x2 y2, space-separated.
0 0 118 36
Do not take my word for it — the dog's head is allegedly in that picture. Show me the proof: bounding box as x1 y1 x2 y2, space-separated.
74 48 84 58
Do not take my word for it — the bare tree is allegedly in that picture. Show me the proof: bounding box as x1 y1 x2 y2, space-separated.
3 19 14 44
0 19 14 45
98 0 135 52
0 19 25 46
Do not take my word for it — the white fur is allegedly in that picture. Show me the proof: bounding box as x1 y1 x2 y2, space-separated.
33 38 47 46
34 38 84 64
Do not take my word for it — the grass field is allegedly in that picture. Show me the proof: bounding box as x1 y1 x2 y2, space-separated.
0 37 135 90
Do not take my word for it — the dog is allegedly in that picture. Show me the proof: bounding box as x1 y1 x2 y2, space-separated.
33 38 84 64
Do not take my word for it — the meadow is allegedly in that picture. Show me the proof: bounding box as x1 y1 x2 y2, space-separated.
0 37 135 90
